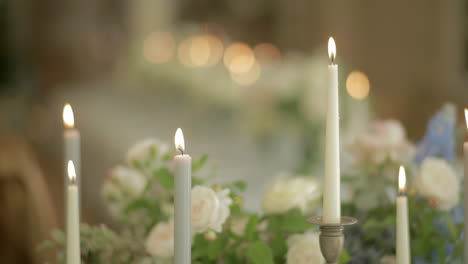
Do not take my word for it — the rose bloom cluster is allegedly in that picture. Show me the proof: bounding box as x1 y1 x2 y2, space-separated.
348 120 415 165
145 185 232 258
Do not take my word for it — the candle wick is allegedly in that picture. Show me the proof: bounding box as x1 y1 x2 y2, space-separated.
177 147 184 156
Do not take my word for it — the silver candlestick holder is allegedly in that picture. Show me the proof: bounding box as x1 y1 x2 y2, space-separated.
308 216 358 264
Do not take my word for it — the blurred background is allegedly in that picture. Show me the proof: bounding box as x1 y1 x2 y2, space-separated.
0 0 467 235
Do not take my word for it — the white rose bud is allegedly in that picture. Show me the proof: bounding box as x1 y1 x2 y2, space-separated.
415 157 460 210
192 185 233 234
145 219 174 258
286 232 324 264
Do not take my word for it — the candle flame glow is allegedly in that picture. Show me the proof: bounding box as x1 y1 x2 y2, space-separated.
63 103 75 128
328 37 336 63
67 160 77 182
174 128 185 153
464 108 467 130
398 166 406 193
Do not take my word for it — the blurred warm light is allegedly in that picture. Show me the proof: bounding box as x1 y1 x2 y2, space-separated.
143 31 175 64
175 128 185 153
189 35 211 67
464 108 468 130
178 37 194 67
328 37 336 63
68 160 77 182
254 43 281 64
398 166 406 193
204 35 224 66
346 71 370 100
63 103 74 128
224 42 255 74
178 34 224 67
230 61 261 86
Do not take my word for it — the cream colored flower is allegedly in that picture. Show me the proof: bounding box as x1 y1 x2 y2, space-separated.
101 166 147 218
348 120 415 165
262 175 322 215
287 232 324 264
380 255 396 264
126 138 170 166
102 166 146 200
145 219 174 258
415 157 459 210
191 185 232 233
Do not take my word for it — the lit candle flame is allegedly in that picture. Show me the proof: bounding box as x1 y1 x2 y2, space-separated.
464 108 467 130
174 128 185 154
328 37 336 64
67 160 77 183
398 166 406 194
63 103 75 128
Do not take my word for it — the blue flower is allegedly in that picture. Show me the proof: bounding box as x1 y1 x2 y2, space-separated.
414 103 456 164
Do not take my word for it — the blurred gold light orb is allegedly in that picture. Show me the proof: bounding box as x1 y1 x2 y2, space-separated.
346 71 370 100
189 35 211 67
143 31 175 64
230 61 261 86
204 35 224 66
224 42 255 74
178 37 195 67
178 34 225 67
254 43 281 64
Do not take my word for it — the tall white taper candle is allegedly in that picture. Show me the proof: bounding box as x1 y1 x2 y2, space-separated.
173 128 192 264
63 104 81 216
397 166 410 264
323 37 341 224
66 161 80 264
463 108 468 263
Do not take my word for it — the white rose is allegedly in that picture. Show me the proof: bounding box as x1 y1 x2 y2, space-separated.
262 175 322 215
380 255 396 264
101 166 147 218
145 219 174 258
102 166 146 200
287 232 324 264
349 120 415 165
126 138 170 167
415 158 460 210
192 185 232 233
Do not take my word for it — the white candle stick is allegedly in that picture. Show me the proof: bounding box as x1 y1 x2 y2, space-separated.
173 128 192 264
397 166 411 264
463 108 468 262
323 37 341 224
63 104 81 217
66 161 80 264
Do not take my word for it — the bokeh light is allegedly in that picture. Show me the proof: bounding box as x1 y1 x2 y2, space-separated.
254 43 281 64
224 42 255 74
178 34 224 67
143 31 175 64
189 35 211 67
346 71 370 100
230 61 261 86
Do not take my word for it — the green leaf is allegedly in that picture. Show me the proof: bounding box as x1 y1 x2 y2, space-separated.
245 241 274 264
244 215 259 241
339 249 350 264
281 214 310 233
269 234 287 258
227 180 247 192
192 155 208 173
152 168 174 189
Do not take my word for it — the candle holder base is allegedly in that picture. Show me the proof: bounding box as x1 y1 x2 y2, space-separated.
308 216 357 264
